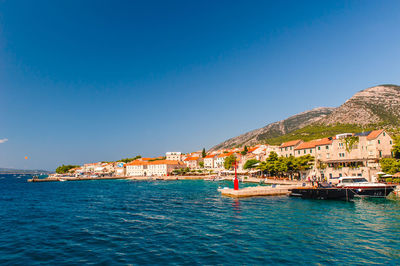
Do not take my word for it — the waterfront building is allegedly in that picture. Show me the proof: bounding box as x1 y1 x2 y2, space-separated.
115 162 126 176
294 138 332 158
279 140 303 157
203 154 217 169
166 152 182 161
126 160 185 177
214 152 234 169
321 129 394 181
184 157 201 169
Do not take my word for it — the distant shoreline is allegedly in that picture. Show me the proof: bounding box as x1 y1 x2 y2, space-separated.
0 171 53 175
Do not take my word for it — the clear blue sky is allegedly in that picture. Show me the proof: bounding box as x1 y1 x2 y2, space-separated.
1 0 400 170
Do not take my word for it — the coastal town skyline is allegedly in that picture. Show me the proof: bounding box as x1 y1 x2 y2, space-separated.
2 1 400 170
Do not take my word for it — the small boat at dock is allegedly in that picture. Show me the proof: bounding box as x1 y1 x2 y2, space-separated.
289 183 355 201
335 177 395 198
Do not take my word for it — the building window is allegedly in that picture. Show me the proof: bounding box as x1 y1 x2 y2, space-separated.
285 147 288 151
290 147 293 150
318 146 321 150
379 151 382 157
304 150 306 154
378 140 380 144
383 132 386 136
310 149 312 153
390 140 393 145
298 151 300 155
326 146 329 150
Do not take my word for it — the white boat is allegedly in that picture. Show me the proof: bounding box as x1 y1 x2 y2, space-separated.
335 176 395 197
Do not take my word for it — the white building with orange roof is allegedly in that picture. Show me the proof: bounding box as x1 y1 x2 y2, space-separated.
321 129 394 181
126 160 148 176
203 154 217 169
184 157 200 169
166 152 182 161
82 162 101 173
284 129 395 182
214 152 234 169
314 138 333 161
279 140 303 157
126 160 185 177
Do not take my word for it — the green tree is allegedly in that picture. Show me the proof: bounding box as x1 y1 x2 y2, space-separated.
295 154 315 172
285 155 299 179
275 157 288 177
392 135 400 159
258 152 279 176
241 145 248 155
342 136 359 153
149 156 166 161
224 154 237 170
117 155 141 163
202 148 207 158
380 158 400 174
243 159 260 170
56 164 80 174
199 161 204 168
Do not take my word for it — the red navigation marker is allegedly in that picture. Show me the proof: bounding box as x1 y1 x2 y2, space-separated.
233 160 239 190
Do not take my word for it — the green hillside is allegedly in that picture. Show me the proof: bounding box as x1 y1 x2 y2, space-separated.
263 124 380 145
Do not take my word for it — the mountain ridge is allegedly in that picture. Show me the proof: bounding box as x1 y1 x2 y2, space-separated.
210 84 400 150
210 107 334 151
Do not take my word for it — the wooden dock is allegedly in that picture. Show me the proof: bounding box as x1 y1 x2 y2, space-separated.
218 185 302 198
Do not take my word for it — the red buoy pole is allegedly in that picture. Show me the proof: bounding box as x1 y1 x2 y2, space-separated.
234 161 239 190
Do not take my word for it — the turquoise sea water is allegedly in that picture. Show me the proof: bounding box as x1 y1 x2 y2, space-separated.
0 174 399 265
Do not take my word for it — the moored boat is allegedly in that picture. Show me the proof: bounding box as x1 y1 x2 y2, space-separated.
335 176 395 198
289 186 354 201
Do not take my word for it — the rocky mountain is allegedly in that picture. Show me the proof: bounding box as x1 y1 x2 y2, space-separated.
210 107 334 151
210 84 400 150
319 84 400 125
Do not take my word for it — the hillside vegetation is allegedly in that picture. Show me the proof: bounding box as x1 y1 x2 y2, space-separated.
262 124 379 145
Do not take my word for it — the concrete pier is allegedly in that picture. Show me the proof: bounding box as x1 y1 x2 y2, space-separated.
218 185 302 198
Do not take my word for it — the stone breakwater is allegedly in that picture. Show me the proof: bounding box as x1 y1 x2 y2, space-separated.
218 185 303 198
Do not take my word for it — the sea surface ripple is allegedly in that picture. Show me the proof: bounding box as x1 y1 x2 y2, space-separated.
0 174 399 265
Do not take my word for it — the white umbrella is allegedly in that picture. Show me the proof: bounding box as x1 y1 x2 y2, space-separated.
376 172 386 175
382 174 392 177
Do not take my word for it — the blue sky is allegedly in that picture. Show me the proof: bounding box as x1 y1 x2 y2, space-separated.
1 0 400 170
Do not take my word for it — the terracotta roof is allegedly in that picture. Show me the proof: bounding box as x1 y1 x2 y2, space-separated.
127 160 148 166
314 138 333 146
247 146 259 152
367 129 384 140
148 160 183 165
280 140 302 148
295 138 332 150
127 160 183 166
184 157 199 161
218 152 233 158
204 154 215 159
